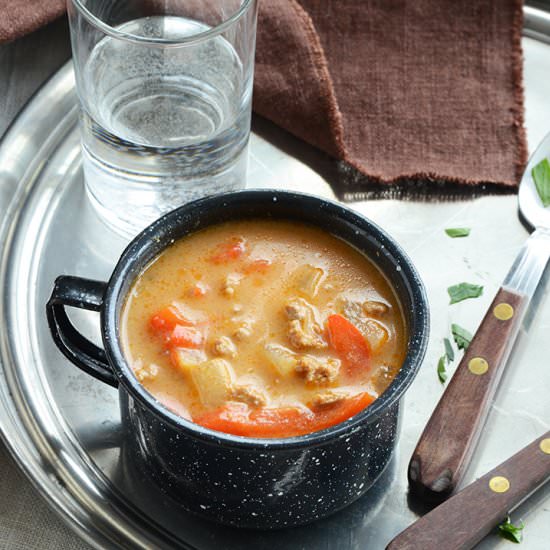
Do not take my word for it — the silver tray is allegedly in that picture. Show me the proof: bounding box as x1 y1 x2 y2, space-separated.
1 36 550 549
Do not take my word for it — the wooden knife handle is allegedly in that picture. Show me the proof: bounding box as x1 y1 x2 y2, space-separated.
409 287 527 501
389 431 550 550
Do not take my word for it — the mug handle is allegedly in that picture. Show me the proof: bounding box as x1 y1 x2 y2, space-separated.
46 275 118 388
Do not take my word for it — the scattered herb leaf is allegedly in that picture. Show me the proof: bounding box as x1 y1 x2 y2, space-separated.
437 355 447 383
445 227 471 238
498 516 524 544
444 337 455 362
448 282 483 304
532 158 550 208
451 323 472 350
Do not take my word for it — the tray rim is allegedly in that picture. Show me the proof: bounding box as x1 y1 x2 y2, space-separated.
1 16 550 546
0 62 198 549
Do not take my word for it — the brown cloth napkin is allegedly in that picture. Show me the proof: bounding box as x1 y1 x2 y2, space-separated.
0 0 65 43
1 0 527 194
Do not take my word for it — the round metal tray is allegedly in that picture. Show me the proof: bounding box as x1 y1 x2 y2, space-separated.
1 39 550 548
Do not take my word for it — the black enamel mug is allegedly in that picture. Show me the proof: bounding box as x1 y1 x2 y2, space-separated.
46 190 429 529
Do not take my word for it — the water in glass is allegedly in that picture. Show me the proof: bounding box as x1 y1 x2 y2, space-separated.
80 16 251 234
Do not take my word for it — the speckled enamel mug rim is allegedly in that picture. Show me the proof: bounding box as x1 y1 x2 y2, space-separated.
102 189 429 450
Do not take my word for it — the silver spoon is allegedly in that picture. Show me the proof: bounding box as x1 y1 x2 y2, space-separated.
408 131 550 502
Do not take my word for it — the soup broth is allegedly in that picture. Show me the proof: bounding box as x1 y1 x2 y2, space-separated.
121 220 407 438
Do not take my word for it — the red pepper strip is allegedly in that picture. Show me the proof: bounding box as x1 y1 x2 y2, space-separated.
166 325 204 349
326 314 371 378
195 403 311 438
209 237 247 264
194 392 375 438
188 283 208 298
150 305 194 332
242 259 272 274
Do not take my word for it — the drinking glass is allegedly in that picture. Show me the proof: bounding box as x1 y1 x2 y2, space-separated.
68 0 258 235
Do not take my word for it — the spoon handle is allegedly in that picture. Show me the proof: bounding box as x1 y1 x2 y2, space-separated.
408 286 528 501
388 431 550 550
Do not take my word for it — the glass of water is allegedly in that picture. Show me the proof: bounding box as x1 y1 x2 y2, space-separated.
68 0 258 235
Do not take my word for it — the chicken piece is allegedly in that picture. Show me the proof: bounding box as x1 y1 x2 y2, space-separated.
263 343 298 376
370 364 394 395
295 355 340 385
233 320 254 341
362 300 390 317
285 298 327 350
338 297 390 353
231 385 267 408
211 336 237 358
191 358 234 408
134 362 160 382
293 264 325 298
310 390 349 410
221 273 242 298
339 297 365 325
285 298 312 322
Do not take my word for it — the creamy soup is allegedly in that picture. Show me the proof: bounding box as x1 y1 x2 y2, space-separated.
121 220 407 438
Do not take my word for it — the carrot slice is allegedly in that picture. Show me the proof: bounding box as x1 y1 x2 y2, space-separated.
326 314 371 377
194 392 375 438
307 392 375 432
166 325 204 349
195 402 253 437
209 237 247 264
247 406 314 437
150 305 194 332
195 403 312 438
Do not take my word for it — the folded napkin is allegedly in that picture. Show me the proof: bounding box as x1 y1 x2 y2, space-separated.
1 0 527 195
0 0 64 43
255 0 527 196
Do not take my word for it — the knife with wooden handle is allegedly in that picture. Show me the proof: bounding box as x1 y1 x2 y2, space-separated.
408 229 550 501
389 431 550 550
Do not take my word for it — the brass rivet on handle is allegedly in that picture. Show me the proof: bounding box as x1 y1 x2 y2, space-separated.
540 438 550 455
468 357 489 375
489 476 510 493
493 302 514 321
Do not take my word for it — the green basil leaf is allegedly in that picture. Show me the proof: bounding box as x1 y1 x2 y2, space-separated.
444 337 455 362
498 516 524 544
437 355 447 383
445 227 471 238
532 158 550 208
451 323 472 350
448 282 483 304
